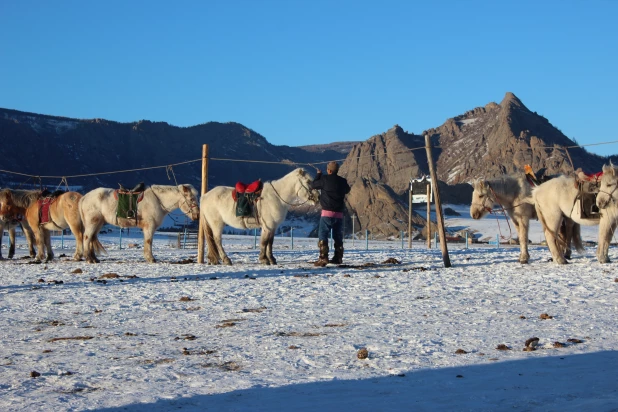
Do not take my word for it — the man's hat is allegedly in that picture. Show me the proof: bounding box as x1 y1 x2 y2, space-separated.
327 161 339 173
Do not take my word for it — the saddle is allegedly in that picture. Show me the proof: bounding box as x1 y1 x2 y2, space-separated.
232 179 263 218
38 190 65 225
114 182 145 221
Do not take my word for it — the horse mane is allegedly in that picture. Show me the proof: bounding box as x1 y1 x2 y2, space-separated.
485 175 529 199
0 189 41 208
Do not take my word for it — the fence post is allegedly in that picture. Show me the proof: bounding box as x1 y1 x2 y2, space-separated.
197 144 209 263
426 184 431 249
183 228 188 249
61 231 64 249
496 234 500 249
291 227 294 249
425 134 451 267
401 231 404 249
365 229 369 250
119 229 123 250
435 231 438 248
254 228 257 249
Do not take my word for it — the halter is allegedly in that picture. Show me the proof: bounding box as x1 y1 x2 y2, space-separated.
269 178 317 207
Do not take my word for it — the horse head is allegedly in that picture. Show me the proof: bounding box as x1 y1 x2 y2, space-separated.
296 168 320 205
470 179 494 219
0 190 20 222
597 163 618 209
178 184 200 220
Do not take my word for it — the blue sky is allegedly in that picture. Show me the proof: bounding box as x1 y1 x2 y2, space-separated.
1 1 617 156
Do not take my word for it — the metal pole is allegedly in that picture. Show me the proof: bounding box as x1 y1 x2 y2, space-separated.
401 231 404 249
365 229 369 250
291 227 294 249
408 185 413 249
352 215 355 247
61 231 64 249
254 228 257 249
496 234 500 249
119 228 123 250
435 231 438 248
183 228 187 249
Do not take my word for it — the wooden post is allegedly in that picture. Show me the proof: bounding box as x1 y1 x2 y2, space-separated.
426 184 431 249
197 144 209 263
408 186 412 249
425 134 451 267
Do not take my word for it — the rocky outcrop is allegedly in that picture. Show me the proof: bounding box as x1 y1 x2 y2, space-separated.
426 92 606 183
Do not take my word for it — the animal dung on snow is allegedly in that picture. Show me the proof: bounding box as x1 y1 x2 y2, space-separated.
524 337 539 348
357 348 369 359
539 313 553 320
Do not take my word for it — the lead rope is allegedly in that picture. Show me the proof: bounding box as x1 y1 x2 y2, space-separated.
488 186 513 242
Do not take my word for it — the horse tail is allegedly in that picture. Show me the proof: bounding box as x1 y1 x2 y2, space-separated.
91 235 107 255
572 222 584 253
203 217 219 263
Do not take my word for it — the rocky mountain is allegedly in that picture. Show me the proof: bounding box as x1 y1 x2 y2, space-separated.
0 109 334 190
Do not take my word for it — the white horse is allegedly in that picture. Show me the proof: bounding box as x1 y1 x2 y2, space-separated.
471 175 582 264
531 175 605 264
595 163 618 263
80 184 199 263
201 168 319 265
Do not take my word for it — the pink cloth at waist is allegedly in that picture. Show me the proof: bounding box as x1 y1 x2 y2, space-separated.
321 210 344 218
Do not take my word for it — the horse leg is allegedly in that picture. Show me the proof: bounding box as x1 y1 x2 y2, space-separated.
537 206 567 264
7 227 16 259
267 231 277 265
22 224 36 258
203 222 221 265
596 214 616 263
514 216 530 264
83 218 103 264
33 226 46 262
258 229 272 265
562 219 574 259
212 228 231 265
66 222 84 261
0 225 5 260
142 226 156 263
43 229 54 262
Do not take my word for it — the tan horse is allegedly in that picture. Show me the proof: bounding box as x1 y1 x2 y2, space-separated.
0 189 85 262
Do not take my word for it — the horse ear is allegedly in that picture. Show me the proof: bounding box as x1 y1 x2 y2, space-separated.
603 164 612 175
181 185 189 193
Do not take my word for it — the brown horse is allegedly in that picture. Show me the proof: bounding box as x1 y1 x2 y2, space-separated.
0 218 36 259
0 189 85 262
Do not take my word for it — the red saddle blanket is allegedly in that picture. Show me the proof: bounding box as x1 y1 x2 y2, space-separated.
232 180 263 201
38 197 56 225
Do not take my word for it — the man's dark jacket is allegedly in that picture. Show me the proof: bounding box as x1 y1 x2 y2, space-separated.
311 172 351 213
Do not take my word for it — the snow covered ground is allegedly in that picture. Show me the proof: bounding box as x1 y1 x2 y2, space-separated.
0 207 617 411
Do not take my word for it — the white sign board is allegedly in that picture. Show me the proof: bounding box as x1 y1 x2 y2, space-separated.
410 176 433 204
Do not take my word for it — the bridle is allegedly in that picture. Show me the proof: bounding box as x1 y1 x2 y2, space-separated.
269 178 318 207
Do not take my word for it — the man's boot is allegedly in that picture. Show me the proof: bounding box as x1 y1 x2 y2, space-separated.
314 240 329 266
330 242 343 264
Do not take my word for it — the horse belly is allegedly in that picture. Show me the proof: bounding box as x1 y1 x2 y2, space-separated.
115 217 139 228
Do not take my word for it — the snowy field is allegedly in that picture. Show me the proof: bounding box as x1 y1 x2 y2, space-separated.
0 207 617 411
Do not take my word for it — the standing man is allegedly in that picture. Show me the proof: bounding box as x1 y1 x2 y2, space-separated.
310 161 351 266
